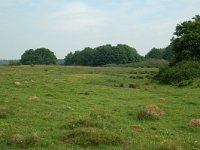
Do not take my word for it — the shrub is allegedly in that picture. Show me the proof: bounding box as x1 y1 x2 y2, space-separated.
128 59 169 68
156 61 200 85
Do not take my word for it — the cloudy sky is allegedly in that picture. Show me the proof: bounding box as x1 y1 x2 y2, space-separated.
0 0 199 59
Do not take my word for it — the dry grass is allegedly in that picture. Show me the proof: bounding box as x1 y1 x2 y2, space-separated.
29 96 39 101
145 105 165 116
131 125 144 132
14 82 21 86
188 119 200 127
137 105 165 120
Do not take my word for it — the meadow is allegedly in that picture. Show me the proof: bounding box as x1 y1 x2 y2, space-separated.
0 65 200 150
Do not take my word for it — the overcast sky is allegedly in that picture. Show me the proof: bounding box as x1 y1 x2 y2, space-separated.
0 0 199 59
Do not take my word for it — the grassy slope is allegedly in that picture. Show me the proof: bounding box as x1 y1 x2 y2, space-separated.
0 65 200 150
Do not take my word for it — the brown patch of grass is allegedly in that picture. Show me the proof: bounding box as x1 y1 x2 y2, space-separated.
145 105 165 116
137 105 165 120
131 125 144 132
188 119 200 127
29 96 39 101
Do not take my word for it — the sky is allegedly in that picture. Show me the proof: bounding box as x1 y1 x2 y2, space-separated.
0 0 199 59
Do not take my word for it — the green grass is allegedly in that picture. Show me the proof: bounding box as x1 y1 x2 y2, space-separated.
0 65 200 150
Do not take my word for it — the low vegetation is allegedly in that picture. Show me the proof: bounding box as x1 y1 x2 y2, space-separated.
156 61 200 85
0 65 200 149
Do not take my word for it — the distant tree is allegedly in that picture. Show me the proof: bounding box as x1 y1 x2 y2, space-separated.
116 44 141 63
171 15 200 64
145 48 164 59
34 48 57 64
64 44 142 66
21 49 36 65
21 48 57 65
79 47 95 66
93 44 116 66
64 52 74 65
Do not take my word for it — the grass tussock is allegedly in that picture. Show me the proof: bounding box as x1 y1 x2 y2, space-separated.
137 105 165 120
188 119 200 127
0 106 13 119
131 125 144 132
29 96 39 101
8 132 39 148
63 128 122 147
66 110 111 130
63 110 123 147
158 140 182 150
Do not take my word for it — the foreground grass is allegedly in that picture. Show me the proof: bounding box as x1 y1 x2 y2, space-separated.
0 65 200 150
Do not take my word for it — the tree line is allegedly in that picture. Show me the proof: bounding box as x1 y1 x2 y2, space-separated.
64 44 142 66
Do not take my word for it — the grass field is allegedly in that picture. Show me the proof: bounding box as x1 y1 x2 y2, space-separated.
0 65 200 150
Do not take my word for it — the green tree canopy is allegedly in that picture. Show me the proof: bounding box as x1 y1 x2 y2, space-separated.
21 48 57 65
145 48 164 59
162 45 174 61
171 15 200 64
64 44 141 66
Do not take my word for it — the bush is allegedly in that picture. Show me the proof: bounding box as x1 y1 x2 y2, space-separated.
127 59 169 68
156 61 200 84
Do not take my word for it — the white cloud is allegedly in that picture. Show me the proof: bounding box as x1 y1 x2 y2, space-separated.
43 2 108 32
